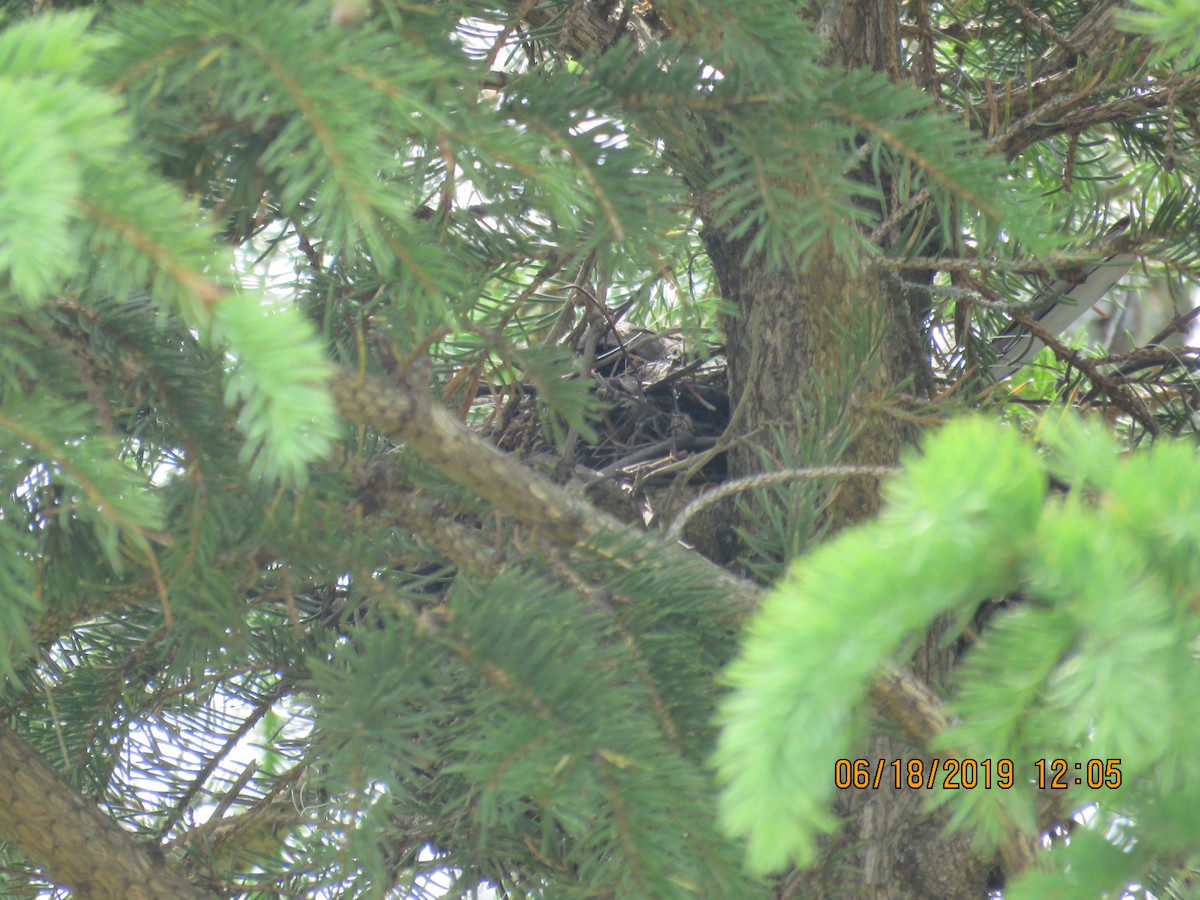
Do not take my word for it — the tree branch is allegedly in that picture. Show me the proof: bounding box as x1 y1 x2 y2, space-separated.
0 723 216 900
330 367 761 607
995 74 1200 158
329 366 1043 876
1011 312 1161 434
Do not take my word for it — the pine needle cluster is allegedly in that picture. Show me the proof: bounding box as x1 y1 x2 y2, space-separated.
3 0 1200 897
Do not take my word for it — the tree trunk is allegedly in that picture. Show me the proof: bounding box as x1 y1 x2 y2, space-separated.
703 175 997 900
705 0 924 529
702 229 920 527
699 2 1001 896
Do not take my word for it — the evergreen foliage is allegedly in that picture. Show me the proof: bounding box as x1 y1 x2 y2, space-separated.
716 416 1200 895
1121 0 1200 67
2 0 1200 897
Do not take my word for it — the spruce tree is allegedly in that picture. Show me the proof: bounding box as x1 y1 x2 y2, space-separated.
3 1 1200 897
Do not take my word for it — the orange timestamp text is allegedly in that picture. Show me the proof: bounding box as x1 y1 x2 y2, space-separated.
1034 758 1122 790
835 758 1015 790
834 758 1124 791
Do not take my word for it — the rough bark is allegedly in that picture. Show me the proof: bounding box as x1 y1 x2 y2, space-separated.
703 190 997 900
0 723 216 900
699 1 1005 896
703 0 924 527
703 229 921 526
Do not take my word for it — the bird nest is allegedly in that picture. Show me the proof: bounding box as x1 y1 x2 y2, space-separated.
485 326 731 529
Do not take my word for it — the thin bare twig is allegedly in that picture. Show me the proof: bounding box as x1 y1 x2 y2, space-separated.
666 466 898 542
1011 312 1161 435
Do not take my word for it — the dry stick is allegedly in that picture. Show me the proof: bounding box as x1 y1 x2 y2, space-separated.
331 368 1040 875
1077 307 1200 405
1000 0 1079 55
871 250 1125 276
595 435 717 478
666 466 899 542
1011 313 1161 435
